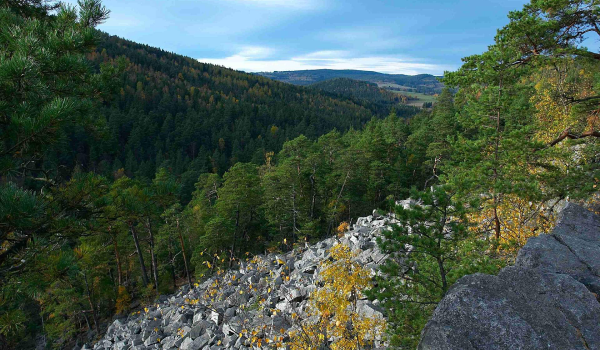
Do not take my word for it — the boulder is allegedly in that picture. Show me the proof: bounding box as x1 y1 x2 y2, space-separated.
179 337 194 350
516 203 600 294
356 300 384 320
209 310 222 325
419 203 600 350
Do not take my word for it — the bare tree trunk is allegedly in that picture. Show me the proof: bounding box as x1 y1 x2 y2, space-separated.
145 219 159 292
111 226 123 286
168 234 177 289
83 272 98 330
493 203 501 240
129 222 149 286
177 218 193 289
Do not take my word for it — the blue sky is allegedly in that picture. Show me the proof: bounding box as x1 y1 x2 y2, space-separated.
73 0 531 75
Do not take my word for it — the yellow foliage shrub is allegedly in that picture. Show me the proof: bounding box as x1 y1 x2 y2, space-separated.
584 190 600 215
115 286 131 315
336 221 349 234
531 64 598 144
288 244 386 350
468 195 556 256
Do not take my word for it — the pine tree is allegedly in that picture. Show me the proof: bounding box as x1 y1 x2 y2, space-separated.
442 42 543 240
213 163 263 261
0 0 111 278
262 136 313 243
369 187 500 348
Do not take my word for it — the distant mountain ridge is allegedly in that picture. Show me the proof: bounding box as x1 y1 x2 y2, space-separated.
257 69 443 94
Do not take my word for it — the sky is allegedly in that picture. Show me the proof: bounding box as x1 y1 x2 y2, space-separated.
68 0 532 75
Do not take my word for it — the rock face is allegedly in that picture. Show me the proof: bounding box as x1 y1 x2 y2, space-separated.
84 210 394 350
419 203 600 350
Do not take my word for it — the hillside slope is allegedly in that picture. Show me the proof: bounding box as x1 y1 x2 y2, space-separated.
85 209 397 350
310 77 419 115
86 202 600 350
54 34 408 198
311 77 402 103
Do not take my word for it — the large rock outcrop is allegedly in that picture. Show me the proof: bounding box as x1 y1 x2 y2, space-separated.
84 210 395 350
419 203 600 350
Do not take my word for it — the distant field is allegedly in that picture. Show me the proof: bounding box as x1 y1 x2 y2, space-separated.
375 81 437 107
406 92 437 105
385 89 437 107
375 82 416 91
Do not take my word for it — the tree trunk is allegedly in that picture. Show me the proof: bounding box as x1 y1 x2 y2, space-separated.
230 204 240 268
493 204 501 240
493 77 503 241
112 227 123 286
328 171 350 235
310 168 316 220
83 271 98 330
437 257 448 296
177 218 193 289
145 219 159 292
80 306 91 331
129 222 150 286
292 184 298 241
168 234 177 289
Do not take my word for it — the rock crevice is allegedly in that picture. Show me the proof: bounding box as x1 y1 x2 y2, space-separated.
551 234 599 281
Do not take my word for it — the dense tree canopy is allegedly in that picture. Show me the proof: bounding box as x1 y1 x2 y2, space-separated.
48 34 420 204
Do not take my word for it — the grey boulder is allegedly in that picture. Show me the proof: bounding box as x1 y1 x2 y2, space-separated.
419 203 600 350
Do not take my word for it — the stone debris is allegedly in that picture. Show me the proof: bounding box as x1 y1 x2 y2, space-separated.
84 212 398 350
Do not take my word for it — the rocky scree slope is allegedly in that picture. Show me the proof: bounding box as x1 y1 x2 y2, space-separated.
84 207 405 350
418 203 600 350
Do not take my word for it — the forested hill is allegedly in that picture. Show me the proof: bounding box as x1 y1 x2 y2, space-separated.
257 69 443 93
310 78 419 116
311 78 399 99
60 33 409 200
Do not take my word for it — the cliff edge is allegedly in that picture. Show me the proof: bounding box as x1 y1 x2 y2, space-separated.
418 203 600 350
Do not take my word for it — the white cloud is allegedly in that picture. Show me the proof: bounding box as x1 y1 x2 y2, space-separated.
297 50 351 59
198 49 450 75
237 46 276 59
199 55 313 72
